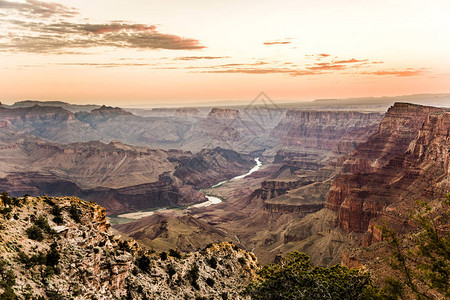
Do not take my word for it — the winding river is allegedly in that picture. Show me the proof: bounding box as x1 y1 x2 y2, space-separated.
108 157 262 224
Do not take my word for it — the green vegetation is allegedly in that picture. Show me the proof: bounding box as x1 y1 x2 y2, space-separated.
380 194 450 299
166 264 176 279
206 277 215 287
51 205 64 225
168 249 182 259
25 225 44 241
187 264 200 290
206 256 217 269
69 204 81 223
0 260 18 299
160 251 168 261
244 251 380 300
136 255 151 273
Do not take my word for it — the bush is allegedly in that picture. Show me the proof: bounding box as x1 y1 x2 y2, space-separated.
166 264 176 279
136 255 151 273
207 256 217 269
46 241 60 267
26 225 44 241
206 277 215 287
34 216 52 233
160 251 168 261
379 194 450 299
69 204 81 223
187 264 200 290
53 215 64 225
168 249 182 259
244 252 380 300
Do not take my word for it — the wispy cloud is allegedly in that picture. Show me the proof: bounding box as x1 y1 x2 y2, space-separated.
0 1 205 53
173 56 230 61
360 69 426 77
263 39 292 46
0 0 78 18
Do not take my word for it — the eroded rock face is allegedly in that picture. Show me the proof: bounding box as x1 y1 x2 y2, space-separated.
208 108 241 120
326 103 450 234
272 110 383 153
0 133 254 215
90 105 133 118
0 195 257 299
175 107 201 117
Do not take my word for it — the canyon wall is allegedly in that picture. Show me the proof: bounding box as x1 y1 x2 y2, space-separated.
271 110 383 153
325 103 450 236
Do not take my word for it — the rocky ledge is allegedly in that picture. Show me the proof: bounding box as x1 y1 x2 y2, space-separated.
0 194 258 299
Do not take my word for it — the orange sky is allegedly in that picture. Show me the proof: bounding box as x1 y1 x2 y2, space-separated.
1 0 449 106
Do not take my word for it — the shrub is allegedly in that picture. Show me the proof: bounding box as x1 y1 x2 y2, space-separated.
26 225 44 241
53 215 64 225
46 241 60 267
244 252 380 300
136 255 151 273
379 194 450 299
160 251 168 261
187 264 200 290
168 249 182 259
166 264 176 279
207 256 217 269
206 277 215 287
34 216 52 233
69 204 81 223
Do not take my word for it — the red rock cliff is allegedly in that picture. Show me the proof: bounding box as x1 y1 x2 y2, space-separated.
325 103 450 235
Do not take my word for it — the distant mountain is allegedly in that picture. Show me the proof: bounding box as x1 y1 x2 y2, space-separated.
6 100 101 112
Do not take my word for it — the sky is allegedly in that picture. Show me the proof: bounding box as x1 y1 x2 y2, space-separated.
1 0 449 106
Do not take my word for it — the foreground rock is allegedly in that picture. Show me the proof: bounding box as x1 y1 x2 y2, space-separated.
0 195 257 299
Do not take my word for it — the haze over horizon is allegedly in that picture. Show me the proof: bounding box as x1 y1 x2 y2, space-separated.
1 0 449 106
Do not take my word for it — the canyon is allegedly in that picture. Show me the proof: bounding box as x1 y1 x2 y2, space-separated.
0 97 449 275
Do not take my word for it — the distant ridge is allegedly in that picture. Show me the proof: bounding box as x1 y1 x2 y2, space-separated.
6 100 101 113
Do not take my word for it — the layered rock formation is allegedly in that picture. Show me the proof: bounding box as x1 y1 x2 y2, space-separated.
115 214 229 252
0 195 257 299
0 105 98 143
326 103 450 236
272 110 383 153
175 107 201 117
207 108 241 120
0 132 254 214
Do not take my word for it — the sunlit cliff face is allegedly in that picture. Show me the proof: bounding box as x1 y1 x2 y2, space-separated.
1 0 449 105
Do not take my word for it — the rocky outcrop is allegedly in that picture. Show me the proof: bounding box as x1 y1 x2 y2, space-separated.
0 135 256 215
325 103 450 234
114 214 229 252
89 105 133 118
271 110 383 153
208 108 241 120
0 195 257 299
173 147 254 189
175 107 200 117
264 202 323 214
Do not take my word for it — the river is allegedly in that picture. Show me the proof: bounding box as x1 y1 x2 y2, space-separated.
108 157 262 225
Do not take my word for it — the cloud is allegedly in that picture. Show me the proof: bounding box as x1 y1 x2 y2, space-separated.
333 58 368 64
0 0 78 18
307 62 347 71
263 40 291 46
173 56 229 61
0 20 206 53
360 69 426 77
318 53 330 58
